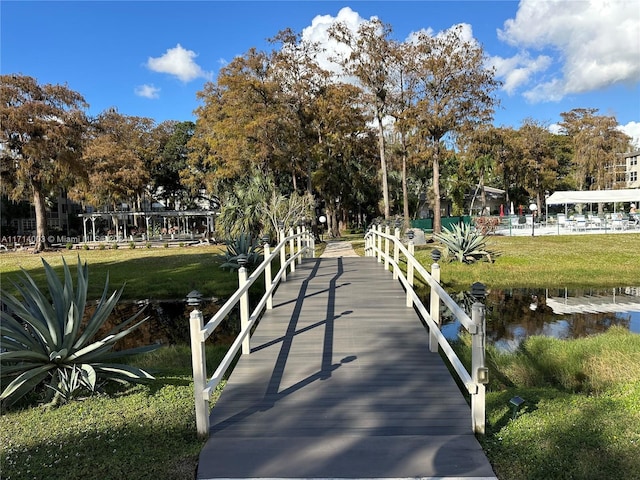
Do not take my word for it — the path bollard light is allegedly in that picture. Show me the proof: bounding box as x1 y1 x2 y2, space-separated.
407 229 415 240
509 396 525 419
430 248 441 263
237 253 248 268
471 281 486 301
186 290 203 308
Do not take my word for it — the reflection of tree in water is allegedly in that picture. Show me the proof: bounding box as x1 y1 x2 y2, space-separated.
433 287 632 347
91 299 229 351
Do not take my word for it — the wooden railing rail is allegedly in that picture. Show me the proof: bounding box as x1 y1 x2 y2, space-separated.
364 224 488 434
189 227 314 438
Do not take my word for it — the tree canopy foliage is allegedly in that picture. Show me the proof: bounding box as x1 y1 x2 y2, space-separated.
2 17 636 245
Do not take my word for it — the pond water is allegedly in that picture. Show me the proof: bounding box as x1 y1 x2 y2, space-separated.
104 287 640 352
439 286 640 351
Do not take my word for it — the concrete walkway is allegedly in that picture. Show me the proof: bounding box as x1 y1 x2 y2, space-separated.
320 240 359 258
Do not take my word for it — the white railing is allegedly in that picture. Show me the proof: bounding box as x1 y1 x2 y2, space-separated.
188 227 314 438
364 224 488 434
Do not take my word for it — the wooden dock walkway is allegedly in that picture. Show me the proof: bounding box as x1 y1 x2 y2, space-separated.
197 250 496 479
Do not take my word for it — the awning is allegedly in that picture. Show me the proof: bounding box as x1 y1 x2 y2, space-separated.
546 189 640 205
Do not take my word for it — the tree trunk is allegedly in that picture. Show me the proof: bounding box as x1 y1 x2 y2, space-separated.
432 143 442 234
32 186 50 252
402 139 410 230
377 114 390 219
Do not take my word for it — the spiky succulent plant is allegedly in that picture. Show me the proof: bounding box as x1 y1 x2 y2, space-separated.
434 223 496 264
1 256 157 409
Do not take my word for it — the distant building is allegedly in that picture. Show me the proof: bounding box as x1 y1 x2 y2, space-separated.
625 150 640 188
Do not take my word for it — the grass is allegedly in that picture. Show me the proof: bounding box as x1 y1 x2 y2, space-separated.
413 233 639 290
1 233 639 479
449 327 640 479
0 245 248 301
0 345 228 480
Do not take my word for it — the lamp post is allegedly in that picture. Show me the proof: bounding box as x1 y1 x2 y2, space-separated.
529 203 538 237
318 215 326 242
545 191 549 226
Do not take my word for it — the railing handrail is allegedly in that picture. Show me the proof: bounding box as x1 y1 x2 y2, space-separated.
364 224 487 434
189 227 314 438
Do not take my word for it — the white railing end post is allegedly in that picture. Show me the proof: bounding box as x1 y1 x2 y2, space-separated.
189 307 209 439
263 240 273 310
429 249 442 353
470 282 487 434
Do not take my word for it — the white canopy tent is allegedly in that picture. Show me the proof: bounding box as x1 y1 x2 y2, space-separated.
546 189 640 205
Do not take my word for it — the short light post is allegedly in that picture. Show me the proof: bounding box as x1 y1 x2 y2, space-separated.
318 215 326 242
529 203 538 237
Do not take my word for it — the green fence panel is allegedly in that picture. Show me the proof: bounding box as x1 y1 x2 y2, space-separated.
411 216 471 233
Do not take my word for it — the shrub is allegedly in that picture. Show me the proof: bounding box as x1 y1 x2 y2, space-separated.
474 216 502 235
129 241 136 249
434 223 496 263
0 257 158 409
83 243 90 250
66 242 73 250
112 242 119 250
98 243 106 250
218 233 263 271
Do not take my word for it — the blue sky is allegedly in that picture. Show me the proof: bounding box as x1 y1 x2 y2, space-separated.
2 1 639 145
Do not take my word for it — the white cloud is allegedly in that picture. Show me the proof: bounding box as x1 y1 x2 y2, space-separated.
497 0 640 102
488 52 552 95
134 84 160 99
619 121 640 149
301 6 369 78
146 44 212 82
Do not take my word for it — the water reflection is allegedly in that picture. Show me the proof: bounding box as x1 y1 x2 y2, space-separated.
99 287 640 352
440 287 640 351
96 299 228 351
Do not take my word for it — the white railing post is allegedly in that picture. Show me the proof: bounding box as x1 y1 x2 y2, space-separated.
429 249 442 353
189 306 209 439
470 282 488 435
279 223 287 281
377 224 382 263
288 228 296 273
296 225 303 264
238 257 250 355
393 225 400 279
406 231 415 307
384 224 391 271
263 238 273 310
310 228 316 258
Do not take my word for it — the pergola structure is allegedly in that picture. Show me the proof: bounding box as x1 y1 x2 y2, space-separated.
78 210 217 242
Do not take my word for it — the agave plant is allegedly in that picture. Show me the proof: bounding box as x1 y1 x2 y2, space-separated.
0 256 157 409
218 233 263 271
434 223 496 264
